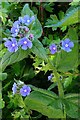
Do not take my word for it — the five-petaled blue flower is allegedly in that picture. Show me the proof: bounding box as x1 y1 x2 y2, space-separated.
23 15 35 25
61 38 74 52
18 37 32 50
12 82 17 95
48 74 53 81
49 44 57 54
11 21 20 37
11 26 19 37
4 38 18 52
20 85 31 97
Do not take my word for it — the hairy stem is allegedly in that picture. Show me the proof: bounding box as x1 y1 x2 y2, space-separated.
48 59 64 98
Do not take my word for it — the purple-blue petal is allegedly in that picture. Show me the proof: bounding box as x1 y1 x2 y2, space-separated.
12 82 17 95
27 41 32 48
22 45 28 50
68 41 74 48
64 38 70 44
4 41 12 47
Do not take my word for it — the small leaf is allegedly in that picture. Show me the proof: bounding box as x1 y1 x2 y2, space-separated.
63 76 72 88
0 73 7 81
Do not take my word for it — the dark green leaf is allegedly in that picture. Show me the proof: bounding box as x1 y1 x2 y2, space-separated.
0 48 30 72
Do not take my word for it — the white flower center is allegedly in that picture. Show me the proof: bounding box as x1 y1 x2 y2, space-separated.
12 43 15 47
24 41 27 44
52 47 56 50
15 29 18 32
27 19 30 23
65 44 68 47
24 89 27 92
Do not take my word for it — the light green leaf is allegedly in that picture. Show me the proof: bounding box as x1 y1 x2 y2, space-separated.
29 84 58 99
63 99 79 118
0 48 30 72
0 73 7 81
63 76 72 88
45 7 80 28
24 91 66 118
31 39 48 62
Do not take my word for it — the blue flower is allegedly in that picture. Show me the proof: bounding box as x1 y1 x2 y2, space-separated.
61 38 74 52
18 17 24 24
23 15 35 25
18 37 32 50
13 20 20 27
20 85 31 97
4 38 18 52
49 44 57 54
11 27 19 37
12 82 17 95
48 74 53 81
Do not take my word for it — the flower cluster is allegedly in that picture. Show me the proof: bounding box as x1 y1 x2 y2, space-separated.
49 38 74 54
12 82 31 97
4 15 35 52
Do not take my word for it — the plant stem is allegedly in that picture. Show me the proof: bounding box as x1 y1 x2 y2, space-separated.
48 59 64 98
48 59 66 120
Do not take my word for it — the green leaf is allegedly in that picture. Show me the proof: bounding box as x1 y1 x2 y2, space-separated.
0 48 30 72
70 0 80 6
30 18 42 39
0 99 5 109
0 73 7 81
29 84 58 99
48 83 57 91
0 94 5 109
31 39 48 62
63 99 79 118
65 93 79 99
63 76 72 88
24 91 66 118
21 4 34 16
15 94 25 108
45 7 80 28
64 93 79 104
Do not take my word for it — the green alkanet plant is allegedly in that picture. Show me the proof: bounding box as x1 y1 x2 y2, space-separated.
1 2 79 120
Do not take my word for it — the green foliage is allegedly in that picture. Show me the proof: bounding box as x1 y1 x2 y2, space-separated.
0 49 30 72
25 91 66 118
1 2 79 120
31 39 48 61
43 3 54 13
45 6 80 29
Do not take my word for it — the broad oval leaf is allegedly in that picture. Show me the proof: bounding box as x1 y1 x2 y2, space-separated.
0 48 30 72
24 91 66 118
